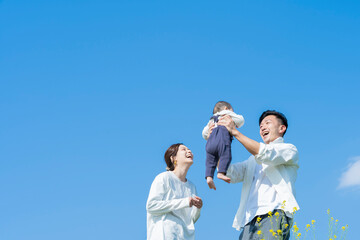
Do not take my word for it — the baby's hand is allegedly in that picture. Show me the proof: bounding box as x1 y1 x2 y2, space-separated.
208 122 216 137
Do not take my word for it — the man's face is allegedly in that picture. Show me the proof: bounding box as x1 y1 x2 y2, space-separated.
259 115 286 144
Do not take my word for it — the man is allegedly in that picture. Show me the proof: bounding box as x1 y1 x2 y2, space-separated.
215 110 299 240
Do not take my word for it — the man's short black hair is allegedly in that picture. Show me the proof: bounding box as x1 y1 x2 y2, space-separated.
259 110 288 135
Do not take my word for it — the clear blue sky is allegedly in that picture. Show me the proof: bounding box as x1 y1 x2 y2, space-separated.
1 0 359 239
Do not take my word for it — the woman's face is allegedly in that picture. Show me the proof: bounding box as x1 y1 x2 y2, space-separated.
174 145 194 166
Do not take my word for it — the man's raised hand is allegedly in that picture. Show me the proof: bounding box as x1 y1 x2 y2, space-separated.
218 115 237 136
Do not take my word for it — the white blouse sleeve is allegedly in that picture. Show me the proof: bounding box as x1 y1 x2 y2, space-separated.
146 174 190 215
191 206 201 223
190 187 201 223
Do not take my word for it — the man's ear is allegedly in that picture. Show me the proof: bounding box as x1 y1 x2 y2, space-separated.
279 125 286 135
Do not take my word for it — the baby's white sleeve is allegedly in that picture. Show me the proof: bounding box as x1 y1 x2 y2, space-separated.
231 113 245 128
202 124 209 140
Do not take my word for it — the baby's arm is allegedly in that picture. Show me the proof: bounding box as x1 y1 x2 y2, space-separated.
229 112 245 128
202 120 212 140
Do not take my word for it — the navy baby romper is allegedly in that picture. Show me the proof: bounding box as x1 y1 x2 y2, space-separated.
205 115 233 178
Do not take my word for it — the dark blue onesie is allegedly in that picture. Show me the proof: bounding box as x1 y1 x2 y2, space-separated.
205 115 233 178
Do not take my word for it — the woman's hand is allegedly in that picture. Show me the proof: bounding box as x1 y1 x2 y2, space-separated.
218 115 237 136
189 196 203 209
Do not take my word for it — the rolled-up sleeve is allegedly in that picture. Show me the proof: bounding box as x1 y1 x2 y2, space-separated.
255 142 298 166
226 161 248 183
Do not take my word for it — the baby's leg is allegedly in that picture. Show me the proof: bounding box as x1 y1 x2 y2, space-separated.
206 176 216 190
217 172 231 183
205 151 217 184
217 144 232 183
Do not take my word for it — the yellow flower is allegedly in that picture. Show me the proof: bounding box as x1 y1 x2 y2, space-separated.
311 220 316 224
285 224 289 228
257 217 262 223
293 225 299 232
331 217 334 220
342 226 346 231
275 212 280 217
329 239 333 240
272 232 276 237
277 229 282 235
293 207 298 212
269 229 274 233
268 211 273 217
306 224 311 228
297 233 301 237
334 235 337 239
257 230 262 235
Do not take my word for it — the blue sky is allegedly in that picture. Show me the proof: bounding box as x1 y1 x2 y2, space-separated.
1 0 359 239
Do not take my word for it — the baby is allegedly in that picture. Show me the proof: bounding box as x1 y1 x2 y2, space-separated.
202 101 244 190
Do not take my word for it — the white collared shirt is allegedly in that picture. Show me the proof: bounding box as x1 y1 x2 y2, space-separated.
226 137 299 230
244 160 283 226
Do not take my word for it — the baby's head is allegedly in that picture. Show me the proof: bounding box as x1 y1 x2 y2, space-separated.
213 101 233 114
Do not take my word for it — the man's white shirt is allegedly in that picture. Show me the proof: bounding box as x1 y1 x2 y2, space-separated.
226 137 299 230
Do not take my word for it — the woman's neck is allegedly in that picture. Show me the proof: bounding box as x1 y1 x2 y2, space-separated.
172 165 190 182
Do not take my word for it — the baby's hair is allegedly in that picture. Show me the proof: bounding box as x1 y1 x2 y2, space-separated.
213 101 233 114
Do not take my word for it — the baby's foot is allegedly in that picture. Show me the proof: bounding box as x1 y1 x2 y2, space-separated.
206 177 216 190
217 172 231 183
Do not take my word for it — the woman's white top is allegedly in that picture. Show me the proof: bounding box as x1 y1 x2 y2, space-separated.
146 171 201 240
202 110 245 140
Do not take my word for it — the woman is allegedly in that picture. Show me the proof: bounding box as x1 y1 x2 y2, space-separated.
146 143 203 240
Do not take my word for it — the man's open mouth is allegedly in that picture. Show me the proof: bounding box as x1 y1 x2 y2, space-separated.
262 131 269 137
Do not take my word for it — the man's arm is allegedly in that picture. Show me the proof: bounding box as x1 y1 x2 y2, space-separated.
255 142 298 166
218 115 260 156
226 161 248 183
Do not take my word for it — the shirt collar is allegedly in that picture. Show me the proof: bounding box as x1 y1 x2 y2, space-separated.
270 137 284 144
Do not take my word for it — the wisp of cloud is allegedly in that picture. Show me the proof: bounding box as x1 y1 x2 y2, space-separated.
338 157 360 189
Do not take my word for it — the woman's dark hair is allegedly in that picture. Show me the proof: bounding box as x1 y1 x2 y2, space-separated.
164 143 183 171
259 110 288 136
